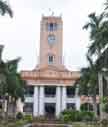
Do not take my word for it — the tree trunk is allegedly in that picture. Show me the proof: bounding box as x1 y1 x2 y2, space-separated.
2 96 6 119
6 99 9 121
92 96 98 118
98 72 104 120
13 100 16 119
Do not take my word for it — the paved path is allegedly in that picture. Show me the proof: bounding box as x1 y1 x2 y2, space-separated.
32 123 72 127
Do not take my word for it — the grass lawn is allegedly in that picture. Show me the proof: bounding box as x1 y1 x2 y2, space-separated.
0 119 28 127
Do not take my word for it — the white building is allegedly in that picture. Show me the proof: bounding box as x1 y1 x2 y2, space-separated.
21 15 81 117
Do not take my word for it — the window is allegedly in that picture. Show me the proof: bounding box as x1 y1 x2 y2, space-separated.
80 103 93 111
25 86 34 97
67 103 76 110
66 86 76 97
48 55 54 64
48 35 56 45
48 23 57 31
44 86 56 97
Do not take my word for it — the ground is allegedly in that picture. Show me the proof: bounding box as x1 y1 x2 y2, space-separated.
0 120 107 127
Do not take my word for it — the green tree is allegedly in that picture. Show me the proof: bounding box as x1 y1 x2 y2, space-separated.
102 96 108 113
0 0 13 17
0 45 25 118
83 12 106 58
78 55 99 117
6 58 25 118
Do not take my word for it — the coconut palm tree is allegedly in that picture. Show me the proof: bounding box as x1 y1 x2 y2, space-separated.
78 55 99 117
5 58 25 118
0 0 13 17
0 46 25 118
83 12 106 58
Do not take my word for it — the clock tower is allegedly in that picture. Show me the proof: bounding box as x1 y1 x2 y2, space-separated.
21 15 80 117
39 16 64 69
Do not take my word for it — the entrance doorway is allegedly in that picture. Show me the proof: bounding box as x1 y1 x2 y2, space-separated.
45 103 56 118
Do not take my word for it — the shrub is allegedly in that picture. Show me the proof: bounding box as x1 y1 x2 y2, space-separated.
62 114 71 123
101 119 108 126
24 114 33 123
15 120 25 127
80 111 95 121
103 103 108 113
60 109 95 122
16 112 23 120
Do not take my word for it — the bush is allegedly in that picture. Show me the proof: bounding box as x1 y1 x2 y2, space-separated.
16 112 23 120
24 114 33 123
100 119 108 126
33 116 47 122
103 103 108 113
15 120 26 127
60 109 95 122
62 114 71 123
80 111 95 121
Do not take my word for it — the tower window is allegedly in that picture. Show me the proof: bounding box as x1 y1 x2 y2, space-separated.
48 35 56 45
48 55 54 64
48 23 57 31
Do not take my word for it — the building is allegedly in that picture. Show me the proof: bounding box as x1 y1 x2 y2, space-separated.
21 15 81 117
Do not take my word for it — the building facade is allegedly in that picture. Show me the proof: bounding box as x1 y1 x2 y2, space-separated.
21 15 81 117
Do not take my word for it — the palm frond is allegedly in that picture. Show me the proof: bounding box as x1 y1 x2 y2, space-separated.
0 0 13 17
6 57 21 73
104 0 108 10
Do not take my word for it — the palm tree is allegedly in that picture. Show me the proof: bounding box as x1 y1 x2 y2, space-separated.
104 0 108 10
5 58 26 118
0 0 13 17
0 46 25 118
78 55 99 117
83 12 106 58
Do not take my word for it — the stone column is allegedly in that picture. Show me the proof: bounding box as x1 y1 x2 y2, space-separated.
16 98 24 113
39 86 44 116
76 97 80 110
33 86 39 117
62 86 66 111
56 86 61 117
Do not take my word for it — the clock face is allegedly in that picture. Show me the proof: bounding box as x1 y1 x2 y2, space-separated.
48 35 56 45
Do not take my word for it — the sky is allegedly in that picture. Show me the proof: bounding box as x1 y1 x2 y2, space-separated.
0 0 105 71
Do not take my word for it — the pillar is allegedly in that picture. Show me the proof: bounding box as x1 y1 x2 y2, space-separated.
76 97 80 110
56 86 61 117
33 86 39 116
39 86 44 116
16 98 24 113
62 86 66 111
